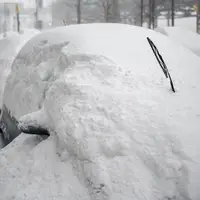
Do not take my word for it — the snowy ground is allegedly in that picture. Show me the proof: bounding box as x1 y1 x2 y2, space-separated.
0 23 200 200
155 26 200 57
157 16 196 32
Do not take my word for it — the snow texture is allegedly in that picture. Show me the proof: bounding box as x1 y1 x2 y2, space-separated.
0 29 40 108
155 26 200 57
157 16 196 33
1 23 200 200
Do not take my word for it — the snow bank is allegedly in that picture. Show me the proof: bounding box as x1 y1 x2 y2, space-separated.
155 26 200 56
0 134 90 200
1 24 200 200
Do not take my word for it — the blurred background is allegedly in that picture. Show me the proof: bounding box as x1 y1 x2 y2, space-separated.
0 0 199 34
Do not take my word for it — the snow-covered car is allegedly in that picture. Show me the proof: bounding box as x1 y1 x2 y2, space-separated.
0 23 200 200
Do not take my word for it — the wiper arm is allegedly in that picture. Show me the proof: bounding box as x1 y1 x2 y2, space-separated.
147 37 175 93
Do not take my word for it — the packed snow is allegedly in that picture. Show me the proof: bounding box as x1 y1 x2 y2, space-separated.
1 23 200 200
155 26 200 56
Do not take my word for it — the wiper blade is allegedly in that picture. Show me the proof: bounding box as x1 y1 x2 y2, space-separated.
147 37 175 93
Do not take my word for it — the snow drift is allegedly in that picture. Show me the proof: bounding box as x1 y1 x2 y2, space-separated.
1 24 200 200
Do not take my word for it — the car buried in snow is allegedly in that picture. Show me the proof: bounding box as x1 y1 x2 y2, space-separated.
0 23 200 199
0 23 199 147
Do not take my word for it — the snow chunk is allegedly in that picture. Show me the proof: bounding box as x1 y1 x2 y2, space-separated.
18 108 50 135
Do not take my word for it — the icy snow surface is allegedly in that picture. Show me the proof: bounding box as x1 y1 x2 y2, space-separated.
155 26 200 56
1 23 200 200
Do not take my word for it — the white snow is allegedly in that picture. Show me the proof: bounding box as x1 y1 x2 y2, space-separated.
155 26 200 56
157 16 196 32
1 23 200 200
0 29 40 108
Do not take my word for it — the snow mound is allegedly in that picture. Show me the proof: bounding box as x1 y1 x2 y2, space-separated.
3 41 69 120
1 24 200 200
155 26 200 56
0 134 90 200
42 54 196 200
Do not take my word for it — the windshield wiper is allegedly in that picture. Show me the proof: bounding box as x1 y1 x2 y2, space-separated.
147 37 175 93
